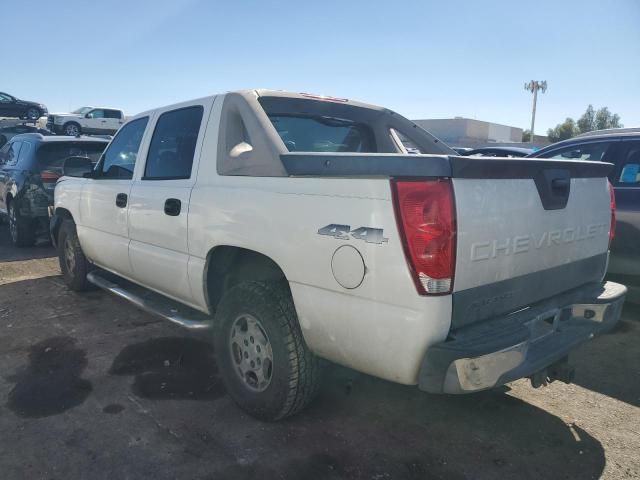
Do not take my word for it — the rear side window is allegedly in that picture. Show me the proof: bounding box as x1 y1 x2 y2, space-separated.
267 115 375 153
37 142 107 170
104 109 122 119
143 106 203 180
538 142 612 162
98 116 149 179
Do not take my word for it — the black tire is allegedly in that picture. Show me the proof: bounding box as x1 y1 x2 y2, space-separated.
214 281 322 421
57 220 93 291
63 122 81 136
7 200 35 247
26 107 40 121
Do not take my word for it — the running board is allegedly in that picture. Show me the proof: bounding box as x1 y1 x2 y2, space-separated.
87 270 213 330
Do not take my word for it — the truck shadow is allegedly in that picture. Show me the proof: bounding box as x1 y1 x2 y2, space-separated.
269 365 607 480
569 301 640 407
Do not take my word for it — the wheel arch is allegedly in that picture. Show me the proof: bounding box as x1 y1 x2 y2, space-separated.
203 245 289 315
50 207 75 247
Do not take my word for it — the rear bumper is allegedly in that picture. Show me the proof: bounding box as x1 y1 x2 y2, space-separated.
418 281 626 394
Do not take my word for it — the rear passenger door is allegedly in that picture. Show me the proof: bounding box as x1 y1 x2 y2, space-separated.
127 99 213 304
103 109 124 134
0 141 22 214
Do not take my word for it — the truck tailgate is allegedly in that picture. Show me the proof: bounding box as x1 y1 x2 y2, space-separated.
450 157 613 328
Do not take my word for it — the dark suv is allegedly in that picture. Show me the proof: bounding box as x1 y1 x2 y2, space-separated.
0 92 48 120
0 134 108 246
529 129 640 284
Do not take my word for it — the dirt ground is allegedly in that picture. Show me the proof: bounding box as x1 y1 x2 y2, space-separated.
0 227 638 480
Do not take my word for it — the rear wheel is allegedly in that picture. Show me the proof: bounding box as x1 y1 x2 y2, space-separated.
7 201 35 247
58 220 93 291
214 281 322 421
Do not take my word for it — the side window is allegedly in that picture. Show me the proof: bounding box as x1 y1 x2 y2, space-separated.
143 106 203 180
539 142 612 162
16 142 32 166
617 142 640 186
96 117 149 179
390 128 425 154
0 93 12 103
88 109 105 119
104 109 121 119
6 141 22 166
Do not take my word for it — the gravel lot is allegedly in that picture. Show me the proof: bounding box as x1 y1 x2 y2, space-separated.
0 226 638 480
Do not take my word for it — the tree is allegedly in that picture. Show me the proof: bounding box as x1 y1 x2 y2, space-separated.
547 118 578 143
594 107 622 130
522 129 531 142
577 105 595 133
576 104 623 134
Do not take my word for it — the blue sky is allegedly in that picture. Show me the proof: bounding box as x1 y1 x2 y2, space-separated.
5 0 639 133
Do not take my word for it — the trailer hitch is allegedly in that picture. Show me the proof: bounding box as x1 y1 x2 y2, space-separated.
529 357 575 388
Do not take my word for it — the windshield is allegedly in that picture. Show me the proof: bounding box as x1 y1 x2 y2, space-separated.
36 141 107 169
71 107 92 115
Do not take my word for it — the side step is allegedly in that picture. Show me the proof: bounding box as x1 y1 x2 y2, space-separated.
87 270 213 330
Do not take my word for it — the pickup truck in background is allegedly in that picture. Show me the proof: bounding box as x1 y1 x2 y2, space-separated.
51 90 626 421
45 107 125 136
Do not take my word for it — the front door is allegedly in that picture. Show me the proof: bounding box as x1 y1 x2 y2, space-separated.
77 116 150 276
84 109 106 134
128 100 211 304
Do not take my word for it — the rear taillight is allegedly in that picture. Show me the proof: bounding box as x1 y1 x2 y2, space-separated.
609 181 616 246
40 170 61 185
391 179 456 295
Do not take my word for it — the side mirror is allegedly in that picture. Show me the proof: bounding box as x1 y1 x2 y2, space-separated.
229 142 253 159
63 156 94 177
85 113 93 118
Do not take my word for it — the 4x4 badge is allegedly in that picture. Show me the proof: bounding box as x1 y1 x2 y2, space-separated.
317 224 388 244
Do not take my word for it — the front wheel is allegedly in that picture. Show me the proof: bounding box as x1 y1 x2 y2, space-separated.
57 220 93 291
63 122 81 136
214 281 322 421
26 108 40 120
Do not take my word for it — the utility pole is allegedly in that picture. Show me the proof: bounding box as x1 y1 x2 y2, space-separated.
524 80 547 143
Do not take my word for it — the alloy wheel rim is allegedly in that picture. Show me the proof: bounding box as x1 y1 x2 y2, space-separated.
8 205 17 242
64 237 76 273
27 108 38 120
66 125 79 136
229 313 274 392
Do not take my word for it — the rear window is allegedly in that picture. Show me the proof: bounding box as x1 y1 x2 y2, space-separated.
37 142 107 168
259 97 377 153
267 115 376 153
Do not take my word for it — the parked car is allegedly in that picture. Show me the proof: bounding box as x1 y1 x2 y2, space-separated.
0 124 52 148
529 129 640 282
462 146 534 157
46 107 126 136
0 92 48 120
51 89 625 421
0 134 108 246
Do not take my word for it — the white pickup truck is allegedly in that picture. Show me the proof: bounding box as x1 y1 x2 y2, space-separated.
45 107 125 136
51 89 626 421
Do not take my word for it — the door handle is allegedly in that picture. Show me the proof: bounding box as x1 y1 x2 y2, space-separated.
164 198 181 216
115 193 128 208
